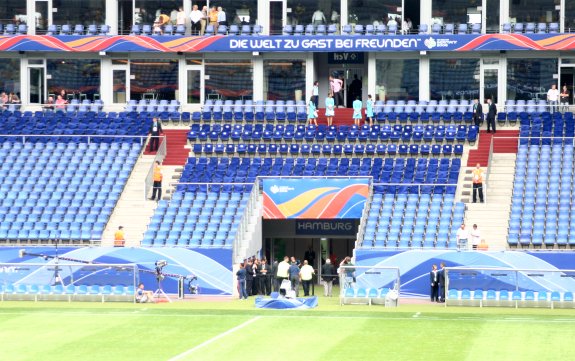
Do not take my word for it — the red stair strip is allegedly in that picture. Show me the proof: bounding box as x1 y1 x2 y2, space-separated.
315 108 363 126
143 129 190 166
467 130 519 167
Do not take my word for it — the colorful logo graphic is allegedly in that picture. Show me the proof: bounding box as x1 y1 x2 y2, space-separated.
263 178 369 219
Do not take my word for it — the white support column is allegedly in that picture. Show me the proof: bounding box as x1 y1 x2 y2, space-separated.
253 55 264 101
106 0 118 35
560 0 565 33
419 55 430 102
420 0 432 27
258 0 268 34
367 52 376 98
500 0 509 25
498 56 507 106
27 0 35 35
341 0 348 27
183 0 192 35
305 52 314 101
100 58 113 106
20 58 29 105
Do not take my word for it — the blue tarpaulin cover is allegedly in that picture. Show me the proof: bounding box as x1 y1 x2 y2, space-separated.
255 296 318 309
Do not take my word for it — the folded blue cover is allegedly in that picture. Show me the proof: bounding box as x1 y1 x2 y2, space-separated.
254 296 318 309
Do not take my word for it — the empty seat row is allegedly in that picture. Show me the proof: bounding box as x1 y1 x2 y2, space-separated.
447 289 574 308
501 22 559 34
46 24 110 36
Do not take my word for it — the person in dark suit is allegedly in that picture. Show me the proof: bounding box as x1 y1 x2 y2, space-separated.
472 98 483 127
258 258 271 295
438 262 446 302
149 117 163 152
430 264 439 302
486 98 497 133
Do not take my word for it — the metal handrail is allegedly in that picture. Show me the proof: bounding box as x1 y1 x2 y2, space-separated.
0 134 149 144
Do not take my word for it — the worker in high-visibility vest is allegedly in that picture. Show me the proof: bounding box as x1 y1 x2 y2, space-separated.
150 161 163 201
114 226 125 247
472 163 484 203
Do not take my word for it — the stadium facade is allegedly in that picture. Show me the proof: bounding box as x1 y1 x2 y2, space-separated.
0 0 574 109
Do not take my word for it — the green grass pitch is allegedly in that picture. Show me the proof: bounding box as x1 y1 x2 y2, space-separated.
1 296 574 361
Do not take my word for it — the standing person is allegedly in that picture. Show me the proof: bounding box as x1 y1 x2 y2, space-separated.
365 94 374 126
547 84 559 113
176 7 186 28
208 6 219 28
55 94 67 110
321 259 335 297
560 85 570 112
312 81 319 108
288 260 301 297
352 96 363 126
251 258 260 295
304 245 316 266
114 226 125 247
276 256 290 291
470 224 481 250
299 260 315 297
190 5 203 35
200 6 208 35
456 224 469 251
149 117 163 152
245 259 254 296
217 6 227 27
271 259 279 292
236 263 248 300
311 9 326 25
472 98 483 127
150 161 163 201
438 263 446 302
486 98 497 133
330 75 343 108
259 257 270 295
325 92 335 126
430 264 439 302
307 96 318 126
472 163 484 203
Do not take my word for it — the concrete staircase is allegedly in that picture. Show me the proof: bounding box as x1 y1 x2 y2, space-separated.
101 156 180 247
462 153 516 250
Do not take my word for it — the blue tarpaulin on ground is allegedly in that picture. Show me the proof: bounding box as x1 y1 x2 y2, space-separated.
255 296 318 309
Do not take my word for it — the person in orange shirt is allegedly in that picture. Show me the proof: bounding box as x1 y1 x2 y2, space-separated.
208 6 219 27
114 226 125 247
150 161 163 201
472 163 484 203
477 239 489 251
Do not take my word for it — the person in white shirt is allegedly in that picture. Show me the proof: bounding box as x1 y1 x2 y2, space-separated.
217 6 227 27
299 260 315 296
170 8 179 25
176 7 186 27
470 224 481 250
387 16 398 27
456 224 469 251
547 84 560 113
312 9 326 25
190 5 203 35
276 256 290 290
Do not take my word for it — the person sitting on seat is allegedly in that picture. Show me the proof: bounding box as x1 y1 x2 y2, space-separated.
135 283 154 303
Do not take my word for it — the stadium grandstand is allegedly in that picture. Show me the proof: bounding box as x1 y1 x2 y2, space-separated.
1 0 575 309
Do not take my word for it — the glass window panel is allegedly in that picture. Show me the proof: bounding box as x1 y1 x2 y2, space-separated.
52 0 106 26
430 59 479 101
205 59 253 101
1 0 28 27
0 59 21 99
509 0 557 23
288 0 341 26
130 59 178 101
134 0 182 25
485 0 500 33
348 0 401 27
432 0 481 26
567 1 575 32
264 59 306 101
213 0 257 26
187 70 201 104
376 59 419 101
47 59 101 101
507 59 558 101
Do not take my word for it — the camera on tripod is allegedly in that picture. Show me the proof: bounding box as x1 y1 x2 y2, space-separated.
186 275 199 294
155 260 167 281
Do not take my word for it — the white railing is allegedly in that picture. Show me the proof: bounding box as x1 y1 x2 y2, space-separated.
144 135 167 199
0 134 149 145
233 181 261 261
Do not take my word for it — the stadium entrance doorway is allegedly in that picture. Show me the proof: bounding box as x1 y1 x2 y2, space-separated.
315 52 367 108
262 219 359 277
